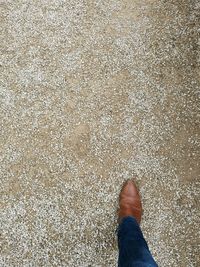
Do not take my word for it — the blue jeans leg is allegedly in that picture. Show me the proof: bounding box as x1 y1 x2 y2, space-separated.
117 216 158 267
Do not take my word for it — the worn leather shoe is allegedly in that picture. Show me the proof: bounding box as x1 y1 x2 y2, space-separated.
118 179 142 224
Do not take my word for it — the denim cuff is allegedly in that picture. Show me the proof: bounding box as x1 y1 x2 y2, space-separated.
115 215 138 235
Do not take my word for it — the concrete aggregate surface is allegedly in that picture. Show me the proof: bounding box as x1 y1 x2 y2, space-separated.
0 0 200 266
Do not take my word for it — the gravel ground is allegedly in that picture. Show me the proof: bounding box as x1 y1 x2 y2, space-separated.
0 1 199 266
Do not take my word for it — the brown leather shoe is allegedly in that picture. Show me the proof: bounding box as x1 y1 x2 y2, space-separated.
118 179 142 224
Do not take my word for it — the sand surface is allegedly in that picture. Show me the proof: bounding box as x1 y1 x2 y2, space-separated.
0 1 199 266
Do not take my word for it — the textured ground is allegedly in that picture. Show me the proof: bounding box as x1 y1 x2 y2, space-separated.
0 0 200 266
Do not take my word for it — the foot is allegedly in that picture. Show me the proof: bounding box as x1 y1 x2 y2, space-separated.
118 179 142 224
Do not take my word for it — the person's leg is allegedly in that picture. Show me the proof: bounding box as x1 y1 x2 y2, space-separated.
117 179 158 267
117 216 158 267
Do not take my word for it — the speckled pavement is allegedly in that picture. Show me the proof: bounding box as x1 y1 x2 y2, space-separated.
0 1 200 266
